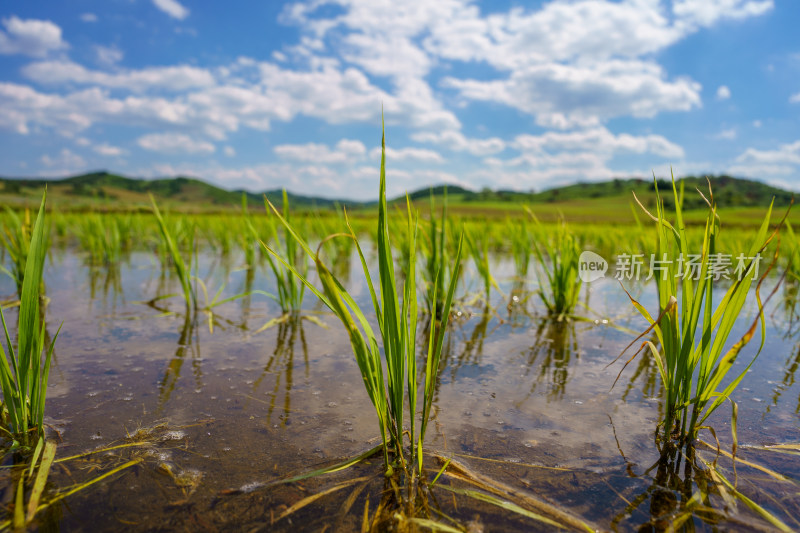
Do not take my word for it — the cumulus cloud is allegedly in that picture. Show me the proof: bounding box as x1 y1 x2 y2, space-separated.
368 146 444 163
410 130 505 156
728 141 800 186
23 60 214 92
512 128 685 159
40 148 85 172
80 13 98 23
443 60 702 128
672 0 773 30
278 0 771 129
94 45 124 66
93 143 126 156
790 92 800 104
713 127 737 140
152 0 190 20
716 85 731 100
0 16 67 57
138 133 215 154
735 140 800 166
465 126 685 191
274 139 367 164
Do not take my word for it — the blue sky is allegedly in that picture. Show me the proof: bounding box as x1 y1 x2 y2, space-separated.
0 0 798 200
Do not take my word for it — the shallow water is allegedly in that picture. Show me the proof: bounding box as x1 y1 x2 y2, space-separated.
2 248 799 531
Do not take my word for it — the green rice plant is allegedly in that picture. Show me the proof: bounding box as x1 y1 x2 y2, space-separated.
261 122 463 479
151 196 254 331
74 213 127 266
527 211 582 320
509 217 531 280
464 225 498 307
420 189 461 318
612 176 782 448
151 195 196 311
0 191 61 442
0 206 51 296
253 190 307 317
781 222 800 328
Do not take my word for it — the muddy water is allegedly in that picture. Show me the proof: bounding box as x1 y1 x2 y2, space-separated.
2 250 799 531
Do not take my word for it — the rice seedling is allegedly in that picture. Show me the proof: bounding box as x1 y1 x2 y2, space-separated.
151 195 197 312
0 206 50 297
508 216 531 280
464 225 499 308
419 189 461 318
251 190 308 327
0 191 61 444
527 212 582 320
150 195 254 332
74 213 130 267
261 121 463 484
611 176 784 449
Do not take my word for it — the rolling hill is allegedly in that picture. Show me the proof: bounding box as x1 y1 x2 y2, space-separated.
0 171 794 225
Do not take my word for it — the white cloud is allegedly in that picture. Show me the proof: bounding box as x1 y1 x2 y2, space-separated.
23 60 214 92
673 0 773 30
426 0 682 68
40 148 85 172
790 92 800 104
138 133 215 154
80 13 98 23
713 127 737 140
274 139 367 164
753 119 762 128
460 126 686 191
278 0 769 130
223 146 236 157
735 140 800 166
368 146 444 163
716 85 731 100
410 130 505 156
512 127 685 159
93 143 126 156
727 163 796 178
0 16 67 57
730 140 800 181
443 60 701 128
95 45 124 66
152 0 190 20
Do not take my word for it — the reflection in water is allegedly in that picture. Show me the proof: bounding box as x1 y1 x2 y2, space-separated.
505 280 532 328
87 262 124 313
780 277 799 333
252 316 308 426
157 312 201 411
522 319 579 401
769 341 800 414
620 332 663 405
612 446 695 532
237 262 256 330
606 442 773 532
442 307 496 381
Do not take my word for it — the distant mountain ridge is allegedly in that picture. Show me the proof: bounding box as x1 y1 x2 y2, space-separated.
0 171 793 211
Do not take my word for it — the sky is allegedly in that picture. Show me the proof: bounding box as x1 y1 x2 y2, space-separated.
0 0 798 200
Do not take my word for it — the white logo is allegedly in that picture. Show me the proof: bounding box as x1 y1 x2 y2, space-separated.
579 251 607 283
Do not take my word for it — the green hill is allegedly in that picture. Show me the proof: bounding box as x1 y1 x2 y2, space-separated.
0 171 355 211
0 172 794 225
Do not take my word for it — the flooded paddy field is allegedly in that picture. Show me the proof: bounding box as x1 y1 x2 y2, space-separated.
3 245 799 532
